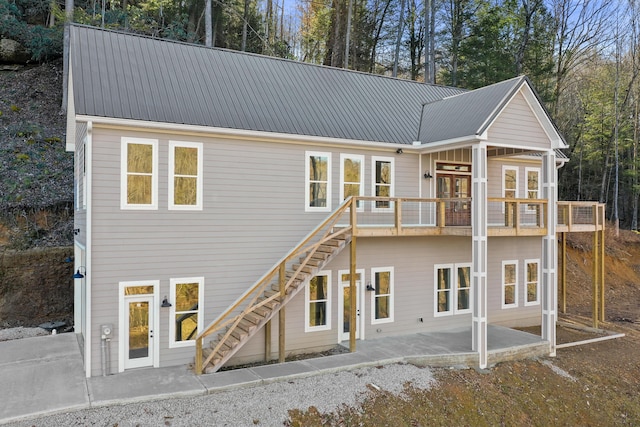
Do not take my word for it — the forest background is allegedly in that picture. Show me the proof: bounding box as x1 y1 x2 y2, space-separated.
3 0 640 229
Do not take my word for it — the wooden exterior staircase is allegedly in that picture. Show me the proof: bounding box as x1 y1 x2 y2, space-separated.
195 198 356 374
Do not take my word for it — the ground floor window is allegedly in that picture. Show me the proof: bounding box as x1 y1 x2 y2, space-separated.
434 263 471 316
371 267 394 324
169 277 204 348
502 260 518 308
305 271 331 332
525 259 540 306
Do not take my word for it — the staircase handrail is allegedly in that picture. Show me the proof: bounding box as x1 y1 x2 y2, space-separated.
195 197 355 372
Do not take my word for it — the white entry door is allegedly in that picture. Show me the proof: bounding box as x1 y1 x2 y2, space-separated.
124 295 154 369
339 271 364 342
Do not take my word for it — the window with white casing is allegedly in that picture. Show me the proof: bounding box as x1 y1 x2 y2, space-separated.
169 277 204 348
502 260 518 308
121 137 158 210
340 153 364 211
305 152 331 212
434 263 471 316
502 165 518 199
524 259 540 306
372 157 394 211
525 167 541 216
371 267 394 324
169 141 203 210
305 271 331 332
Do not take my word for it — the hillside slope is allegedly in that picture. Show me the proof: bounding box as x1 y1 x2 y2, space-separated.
0 60 73 249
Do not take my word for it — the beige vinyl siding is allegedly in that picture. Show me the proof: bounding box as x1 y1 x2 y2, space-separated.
86 127 423 375
487 91 550 149
487 158 543 199
486 237 543 327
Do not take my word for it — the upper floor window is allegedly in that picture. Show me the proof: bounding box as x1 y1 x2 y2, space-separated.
502 166 518 199
340 154 364 210
502 260 518 308
121 137 158 210
169 277 204 348
525 168 540 200
305 271 331 332
371 267 394 324
305 151 331 212
169 141 203 210
372 157 394 211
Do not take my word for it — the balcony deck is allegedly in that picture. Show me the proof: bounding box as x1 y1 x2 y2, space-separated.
343 197 602 237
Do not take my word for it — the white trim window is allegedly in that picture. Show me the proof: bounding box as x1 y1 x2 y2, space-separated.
169 141 203 210
169 277 204 348
525 167 541 217
525 167 540 200
502 260 518 308
524 259 540 306
340 153 364 210
121 137 158 210
372 157 394 211
502 165 518 199
434 263 471 316
305 271 331 332
371 267 394 324
456 264 472 314
305 151 331 212
434 264 453 316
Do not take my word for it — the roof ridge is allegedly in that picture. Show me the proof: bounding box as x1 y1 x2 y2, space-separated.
70 24 464 91
440 75 525 101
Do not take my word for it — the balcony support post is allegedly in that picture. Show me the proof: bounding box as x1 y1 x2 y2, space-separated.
541 151 557 356
471 145 488 369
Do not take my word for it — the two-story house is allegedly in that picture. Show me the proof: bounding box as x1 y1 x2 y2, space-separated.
66 25 600 377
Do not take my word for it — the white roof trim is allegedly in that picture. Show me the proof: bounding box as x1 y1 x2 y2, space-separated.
75 115 416 153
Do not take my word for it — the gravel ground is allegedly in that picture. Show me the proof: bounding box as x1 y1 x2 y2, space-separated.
0 327 49 341
1 327 436 427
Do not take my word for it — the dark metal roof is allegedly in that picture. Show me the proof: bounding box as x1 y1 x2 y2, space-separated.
418 77 525 143
70 25 468 145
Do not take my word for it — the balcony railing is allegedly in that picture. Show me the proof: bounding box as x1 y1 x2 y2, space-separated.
345 197 548 237
557 202 605 232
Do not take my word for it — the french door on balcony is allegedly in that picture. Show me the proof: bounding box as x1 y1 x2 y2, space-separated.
436 174 471 226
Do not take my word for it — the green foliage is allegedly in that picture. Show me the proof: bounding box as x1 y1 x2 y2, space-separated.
0 0 63 61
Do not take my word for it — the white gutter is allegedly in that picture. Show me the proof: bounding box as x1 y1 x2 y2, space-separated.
75 115 417 153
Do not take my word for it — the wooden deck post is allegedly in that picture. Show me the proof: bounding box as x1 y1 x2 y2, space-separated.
265 319 271 362
560 232 566 314
592 219 599 329
279 263 286 363
600 225 605 322
195 337 203 374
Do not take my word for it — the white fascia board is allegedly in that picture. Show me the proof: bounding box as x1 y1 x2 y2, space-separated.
414 135 481 154
65 65 76 152
75 115 415 154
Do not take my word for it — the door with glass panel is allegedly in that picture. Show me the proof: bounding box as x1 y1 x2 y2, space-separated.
436 174 471 226
124 295 154 369
340 272 362 342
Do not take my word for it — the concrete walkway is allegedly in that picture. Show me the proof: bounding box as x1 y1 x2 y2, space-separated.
0 326 548 425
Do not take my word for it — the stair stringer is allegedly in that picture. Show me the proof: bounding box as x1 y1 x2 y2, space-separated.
202 234 351 374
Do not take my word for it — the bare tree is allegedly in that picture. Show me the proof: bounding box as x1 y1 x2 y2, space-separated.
550 0 618 116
